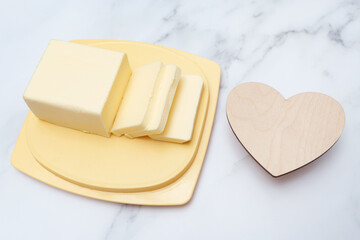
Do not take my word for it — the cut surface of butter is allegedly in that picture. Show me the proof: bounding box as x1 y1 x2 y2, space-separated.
23 40 131 137
111 61 163 136
150 75 203 143
128 64 181 137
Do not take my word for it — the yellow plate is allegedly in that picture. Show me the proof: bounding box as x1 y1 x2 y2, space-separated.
11 39 220 205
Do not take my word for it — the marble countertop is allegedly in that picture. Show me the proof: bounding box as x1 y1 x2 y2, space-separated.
1 0 360 239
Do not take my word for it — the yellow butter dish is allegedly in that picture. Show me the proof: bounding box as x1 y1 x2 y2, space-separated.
11 39 221 206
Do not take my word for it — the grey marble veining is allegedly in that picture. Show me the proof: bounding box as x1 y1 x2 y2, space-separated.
1 0 360 239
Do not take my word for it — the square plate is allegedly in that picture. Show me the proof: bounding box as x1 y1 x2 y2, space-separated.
11 40 220 206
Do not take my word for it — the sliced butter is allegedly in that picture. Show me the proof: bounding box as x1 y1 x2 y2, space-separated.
128 64 181 137
150 75 203 143
111 61 163 136
23 40 131 137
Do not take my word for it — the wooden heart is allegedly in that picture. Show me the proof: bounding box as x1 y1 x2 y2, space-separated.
226 82 345 177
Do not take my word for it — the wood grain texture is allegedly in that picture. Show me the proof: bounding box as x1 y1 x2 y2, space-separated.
226 82 345 177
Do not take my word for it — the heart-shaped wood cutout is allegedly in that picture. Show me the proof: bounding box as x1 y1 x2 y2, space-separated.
226 82 345 177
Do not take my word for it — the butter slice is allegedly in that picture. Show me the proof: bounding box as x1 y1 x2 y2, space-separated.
111 61 163 136
128 64 181 137
23 40 131 137
150 75 203 143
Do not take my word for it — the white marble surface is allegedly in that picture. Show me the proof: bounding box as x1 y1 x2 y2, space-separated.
1 0 360 239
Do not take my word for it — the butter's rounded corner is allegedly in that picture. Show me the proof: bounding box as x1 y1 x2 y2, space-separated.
171 192 194 206
197 58 221 83
10 156 19 170
210 61 221 75
180 193 194 206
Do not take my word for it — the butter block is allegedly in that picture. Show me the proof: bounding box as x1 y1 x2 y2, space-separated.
128 64 181 137
150 75 203 143
23 40 131 137
111 61 163 136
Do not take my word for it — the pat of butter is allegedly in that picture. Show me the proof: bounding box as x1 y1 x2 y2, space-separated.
111 61 163 136
128 64 181 137
150 75 203 143
23 40 131 137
